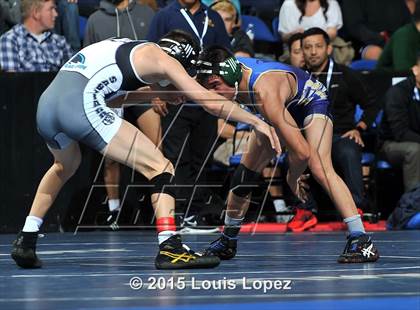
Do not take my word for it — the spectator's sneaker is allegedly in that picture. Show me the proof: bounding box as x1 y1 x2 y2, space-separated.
106 210 119 231
202 234 237 260
287 209 318 232
179 215 219 234
338 233 379 263
11 231 42 269
155 234 220 269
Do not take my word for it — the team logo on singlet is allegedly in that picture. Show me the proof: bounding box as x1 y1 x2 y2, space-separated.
94 107 116 125
64 53 87 70
102 112 116 125
297 79 328 106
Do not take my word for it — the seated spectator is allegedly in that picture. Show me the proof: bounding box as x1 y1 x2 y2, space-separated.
202 0 241 19
278 0 343 42
288 28 379 232
380 53 420 193
211 0 254 57
377 4 420 73
342 0 411 60
84 0 155 46
0 0 73 71
287 32 304 68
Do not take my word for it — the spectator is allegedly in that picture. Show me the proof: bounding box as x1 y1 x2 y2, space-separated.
278 0 343 42
0 0 80 50
202 0 241 18
406 0 416 14
84 0 154 46
210 0 254 57
0 0 73 71
342 0 411 60
287 32 304 68
380 53 420 193
147 0 231 232
377 3 420 73
287 28 379 232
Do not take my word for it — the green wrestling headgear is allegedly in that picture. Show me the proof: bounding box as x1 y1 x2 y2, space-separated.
197 46 243 89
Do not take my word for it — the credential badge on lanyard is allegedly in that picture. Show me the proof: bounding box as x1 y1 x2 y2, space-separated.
413 87 420 102
180 7 208 51
325 58 334 90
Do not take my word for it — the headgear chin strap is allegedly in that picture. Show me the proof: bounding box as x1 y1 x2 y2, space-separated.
197 56 243 88
159 38 198 76
233 81 239 101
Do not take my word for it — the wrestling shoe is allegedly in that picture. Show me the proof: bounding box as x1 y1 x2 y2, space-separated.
179 215 219 234
287 208 318 232
202 234 237 260
155 234 220 269
11 231 42 269
106 210 119 230
338 233 379 263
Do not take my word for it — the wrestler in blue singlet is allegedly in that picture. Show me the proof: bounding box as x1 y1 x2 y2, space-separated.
238 57 332 128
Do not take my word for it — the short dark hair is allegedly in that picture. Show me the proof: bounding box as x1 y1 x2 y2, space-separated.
301 27 330 45
288 32 304 52
199 45 233 63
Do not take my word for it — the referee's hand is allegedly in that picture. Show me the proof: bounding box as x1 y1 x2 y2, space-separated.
152 98 169 117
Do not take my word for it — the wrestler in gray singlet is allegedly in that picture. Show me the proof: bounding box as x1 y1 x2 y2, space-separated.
37 38 154 151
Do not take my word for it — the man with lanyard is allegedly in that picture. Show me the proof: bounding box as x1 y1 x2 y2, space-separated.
196 45 380 263
286 27 380 232
147 0 231 232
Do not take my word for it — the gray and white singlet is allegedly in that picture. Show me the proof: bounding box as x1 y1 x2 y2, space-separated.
36 38 154 151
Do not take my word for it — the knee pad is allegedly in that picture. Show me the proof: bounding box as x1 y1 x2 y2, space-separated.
230 164 261 197
150 172 176 197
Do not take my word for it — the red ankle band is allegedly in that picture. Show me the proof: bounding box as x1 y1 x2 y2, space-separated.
156 217 176 233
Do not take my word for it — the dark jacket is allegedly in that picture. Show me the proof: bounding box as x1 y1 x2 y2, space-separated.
146 0 230 49
83 0 155 46
387 183 420 229
377 23 420 73
342 0 411 47
312 60 379 134
380 76 420 144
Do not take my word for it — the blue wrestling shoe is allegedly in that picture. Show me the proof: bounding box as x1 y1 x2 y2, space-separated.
203 234 237 260
338 233 379 263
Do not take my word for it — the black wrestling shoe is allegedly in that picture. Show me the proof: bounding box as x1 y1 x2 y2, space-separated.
338 233 379 263
11 231 42 269
202 234 237 260
106 210 119 231
155 234 220 270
